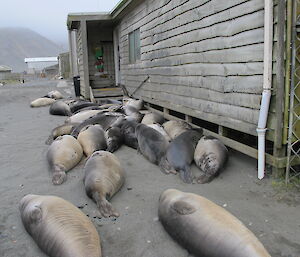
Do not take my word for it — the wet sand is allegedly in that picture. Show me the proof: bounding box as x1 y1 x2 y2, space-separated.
0 80 299 257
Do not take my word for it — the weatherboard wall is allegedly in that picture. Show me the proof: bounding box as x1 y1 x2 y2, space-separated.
115 0 279 139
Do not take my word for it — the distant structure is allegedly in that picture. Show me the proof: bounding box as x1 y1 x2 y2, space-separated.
58 52 70 79
24 57 58 74
0 65 12 79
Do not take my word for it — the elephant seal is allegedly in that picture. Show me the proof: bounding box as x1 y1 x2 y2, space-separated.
158 189 271 257
122 105 143 122
105 127 123 152
20 194 101 257
47 135 83 185
70 101 99 113
83 151 125 217
65 109 104 124
30 97 56 107
45 123 79 145
148 123 171 142
163 120 192 139
71 112 124 138
45 90 63 99
77 125 107 157
142 112 164 125
194 136 228 183
116 119 139 149
123 97 144 110
49 100 72 116
160 128 203 183
135 123 169 165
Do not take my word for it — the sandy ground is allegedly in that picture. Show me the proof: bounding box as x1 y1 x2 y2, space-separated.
0 79 300 257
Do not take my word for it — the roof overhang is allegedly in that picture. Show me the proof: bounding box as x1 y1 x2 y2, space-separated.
67 0 143 29
67 12 112 29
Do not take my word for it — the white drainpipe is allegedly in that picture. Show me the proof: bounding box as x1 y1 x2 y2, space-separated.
257 0 273 179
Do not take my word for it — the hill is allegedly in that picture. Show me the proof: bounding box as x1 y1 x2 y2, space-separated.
0 27 65 72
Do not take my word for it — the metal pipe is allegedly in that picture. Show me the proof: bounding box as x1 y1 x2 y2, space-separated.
257 0 273 179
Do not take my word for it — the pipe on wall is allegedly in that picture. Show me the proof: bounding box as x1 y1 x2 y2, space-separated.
257 0 273 179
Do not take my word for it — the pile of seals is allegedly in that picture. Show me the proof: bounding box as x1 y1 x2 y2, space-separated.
21 90 271 257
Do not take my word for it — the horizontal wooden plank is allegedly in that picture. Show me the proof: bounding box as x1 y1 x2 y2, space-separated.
122 62 263 76
141 95 258 135
128 85 260 124
121 74 264 94
142 0 264 44
141 10 264 53
120 44 264 67
125 80 262 109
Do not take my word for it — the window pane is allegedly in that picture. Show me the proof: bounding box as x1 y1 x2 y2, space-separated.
135 29 141 61
129 32 135 63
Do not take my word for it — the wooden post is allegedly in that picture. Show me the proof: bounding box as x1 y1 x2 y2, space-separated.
273 0 286 177
68 30 73 78
81 19 90 99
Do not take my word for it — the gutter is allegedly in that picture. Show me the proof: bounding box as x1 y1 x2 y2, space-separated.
257 0 273 179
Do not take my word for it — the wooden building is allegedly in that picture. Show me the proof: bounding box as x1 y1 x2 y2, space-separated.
67 0 298 177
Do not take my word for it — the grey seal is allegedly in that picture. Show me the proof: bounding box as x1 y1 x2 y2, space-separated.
160 128 203 183
30 97 56 107
105 127 123 152
163 120 192 139
77 124 107 157
20 194 101 257
135 123 169 165
194 136 228 183
141 112 164 125
47 135 83 185
158 189 270 257
83 151 125 217
49 100 72 116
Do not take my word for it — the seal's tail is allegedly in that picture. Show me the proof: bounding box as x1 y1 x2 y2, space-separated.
159 155 177 175
93 192 119 218
179 165 193 184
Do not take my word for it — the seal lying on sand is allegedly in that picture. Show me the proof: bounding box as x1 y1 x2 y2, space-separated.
77 124 107 157
142 112 164 125
45 123 79 145
47 135 83 185
71 112 124 138
135 123 169 165
20 194 101 257
162 120 192 139
49 100 72 116
105 127 123 152
83 151 125 217
158 189 271 257
65 109 104 124
160 128 203 183
194 136 228 183
30 97 56 107
45 90 63 99
147 123 171 142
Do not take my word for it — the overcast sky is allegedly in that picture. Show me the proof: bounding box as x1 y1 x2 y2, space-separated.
0 0 120 46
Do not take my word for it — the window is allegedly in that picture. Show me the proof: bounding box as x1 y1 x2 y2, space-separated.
129 29 141 63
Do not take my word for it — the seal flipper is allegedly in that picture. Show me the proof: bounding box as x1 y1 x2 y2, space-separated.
196 173 214 184
93 192 119 218
171 201 196 215
30 206 42 224
159 155 177 175
52 164 67 185
45 135 54 145
179 165 193 184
